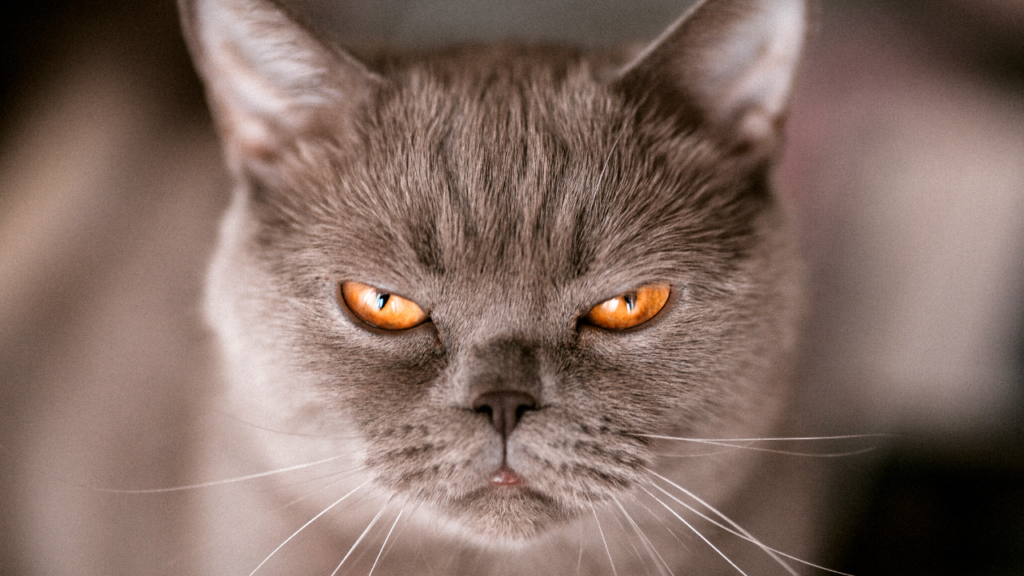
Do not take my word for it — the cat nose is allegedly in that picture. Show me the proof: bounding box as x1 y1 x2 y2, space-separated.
472 391 537 439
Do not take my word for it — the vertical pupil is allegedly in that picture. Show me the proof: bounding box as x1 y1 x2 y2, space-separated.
624 293 636 312
375 293 391 310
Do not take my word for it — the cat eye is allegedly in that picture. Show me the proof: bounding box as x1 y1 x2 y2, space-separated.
584 283 670 330
339 281 428 330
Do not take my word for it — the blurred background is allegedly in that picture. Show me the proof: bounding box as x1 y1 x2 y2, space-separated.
0 0 1022 574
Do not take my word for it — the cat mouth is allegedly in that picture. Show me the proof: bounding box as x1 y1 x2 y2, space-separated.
488 465 525 487
449 480 567 539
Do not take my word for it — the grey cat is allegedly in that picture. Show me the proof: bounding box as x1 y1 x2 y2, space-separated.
11 0 818 573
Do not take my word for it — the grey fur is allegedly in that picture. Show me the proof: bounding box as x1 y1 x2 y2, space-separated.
181 0 811 572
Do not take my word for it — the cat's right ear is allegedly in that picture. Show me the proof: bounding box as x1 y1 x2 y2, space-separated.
614 0 810 162
178 0 381 170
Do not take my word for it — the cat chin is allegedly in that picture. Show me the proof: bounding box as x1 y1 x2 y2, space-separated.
448 486 571 541
408 487 575 545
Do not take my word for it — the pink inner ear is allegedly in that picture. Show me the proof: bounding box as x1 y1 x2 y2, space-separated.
211 90 282 163
238 134 280 163
698 0 806 126
189 0 359 164
615 0 807 154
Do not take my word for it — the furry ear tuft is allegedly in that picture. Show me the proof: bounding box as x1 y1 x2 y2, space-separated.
616 0 810 160
179 0 380 168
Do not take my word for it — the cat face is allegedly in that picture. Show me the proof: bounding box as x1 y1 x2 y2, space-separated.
184 0 807 543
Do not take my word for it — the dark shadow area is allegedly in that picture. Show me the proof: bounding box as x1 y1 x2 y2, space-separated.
0 0 205 148
832 434 1024 575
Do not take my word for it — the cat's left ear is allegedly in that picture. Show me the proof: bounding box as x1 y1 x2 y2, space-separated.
614 0 811 161
179 0 381 169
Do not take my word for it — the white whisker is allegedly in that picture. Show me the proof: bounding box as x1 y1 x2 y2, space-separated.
330 502 389 576
641 433 888 443
647 470 798 576
640 486 750 576
657 447 753 458
642 433 886 458
249 480 370 576
612 495 674 576
631 494 689 550
397 505 432 575
276 471 365 511
210 408 339 437
646 478 854 576
576 518 585 575
590 502 619 576
367 509 403 576
657 440 877 458
96 455 350 493
606 499 649 568
379 500 422 561
0 443 352 495
157 473 365 574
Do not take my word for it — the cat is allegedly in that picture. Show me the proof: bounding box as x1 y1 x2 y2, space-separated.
6 0 821 573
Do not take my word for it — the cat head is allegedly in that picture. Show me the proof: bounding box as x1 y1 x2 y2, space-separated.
181 0 809 542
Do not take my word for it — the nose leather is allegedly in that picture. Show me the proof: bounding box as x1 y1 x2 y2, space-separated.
472 391 538 439
465 339 543 438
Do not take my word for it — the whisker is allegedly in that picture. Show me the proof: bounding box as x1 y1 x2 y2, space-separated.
398 506 432 576
277 470 367 511
209 408 341 438
1 442 352 497
330 502 389 576
612 495 675 576
367 509 403 576
590 502 619 576
645 478 853 576
95 455 350 493
379 500 422 558
640 433 889 443
606 498 649 569
640 486 750 576
631 494 689 551
641 433 886 458
657 441 878 459
657 447 755 458
647 470 798 576
249 480 370 576
155 469 367 575
576 519 585 575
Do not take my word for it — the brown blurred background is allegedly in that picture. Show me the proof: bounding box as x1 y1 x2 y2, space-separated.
1 0 1022 574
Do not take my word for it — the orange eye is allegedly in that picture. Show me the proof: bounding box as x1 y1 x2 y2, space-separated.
585 283 670 330
339 281 428 330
